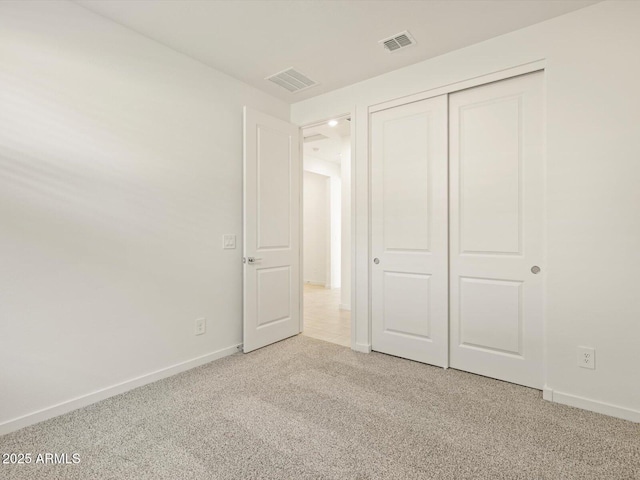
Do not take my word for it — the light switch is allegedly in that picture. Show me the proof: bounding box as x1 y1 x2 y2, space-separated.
223 234 236 249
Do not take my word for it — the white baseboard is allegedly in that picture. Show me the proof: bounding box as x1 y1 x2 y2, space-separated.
353 342 371 353
339 303 351 311
0 344 241 436
543 387 640 423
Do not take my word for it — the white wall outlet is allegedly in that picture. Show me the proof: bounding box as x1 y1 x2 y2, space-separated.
577 346 595 369
223 234 236 249
195 318 206 336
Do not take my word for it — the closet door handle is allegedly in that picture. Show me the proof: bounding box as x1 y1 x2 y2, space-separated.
373 258 380 265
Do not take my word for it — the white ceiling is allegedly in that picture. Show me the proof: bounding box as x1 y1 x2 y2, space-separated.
75 0 598 103
304 117 350 164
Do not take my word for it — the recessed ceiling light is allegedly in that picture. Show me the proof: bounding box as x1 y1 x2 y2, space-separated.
328 119 338 127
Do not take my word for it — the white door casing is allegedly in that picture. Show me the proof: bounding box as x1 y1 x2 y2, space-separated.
449 72 545 388
243 107 301 353
370 95 449 367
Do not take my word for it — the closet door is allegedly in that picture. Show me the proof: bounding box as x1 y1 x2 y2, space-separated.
449 72 544 388
370 95 448 367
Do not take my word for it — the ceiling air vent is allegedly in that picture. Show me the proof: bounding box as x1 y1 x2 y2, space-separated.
266 68 318 93
380 31 416 53
304 133 329 143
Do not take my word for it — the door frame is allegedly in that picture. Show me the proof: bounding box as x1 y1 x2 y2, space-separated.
366 60 547 382
300 111 357 349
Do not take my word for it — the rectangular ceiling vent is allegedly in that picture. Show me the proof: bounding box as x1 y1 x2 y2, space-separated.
304 133 328 143
266 68 318 93
380 31 416 53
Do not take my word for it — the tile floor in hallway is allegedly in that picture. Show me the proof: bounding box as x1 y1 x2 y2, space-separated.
302 284 350 347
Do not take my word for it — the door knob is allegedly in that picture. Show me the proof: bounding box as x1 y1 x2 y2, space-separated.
247 257 262 264
531 266 541 274
373 258 380 264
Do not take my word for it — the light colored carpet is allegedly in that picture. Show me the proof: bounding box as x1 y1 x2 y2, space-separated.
1 335 638 479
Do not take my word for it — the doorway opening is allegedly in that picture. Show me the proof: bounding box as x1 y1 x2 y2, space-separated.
301 116 351 347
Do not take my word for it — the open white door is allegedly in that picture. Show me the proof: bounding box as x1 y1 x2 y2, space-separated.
243 107 301 353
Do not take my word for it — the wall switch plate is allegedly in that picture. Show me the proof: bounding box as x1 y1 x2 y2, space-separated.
223 234 236 249
577 346 595 369
195 318 206 336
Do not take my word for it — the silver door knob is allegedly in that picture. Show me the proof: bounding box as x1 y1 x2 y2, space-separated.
531 266 541 274
247 257 262 264
373 258 380 264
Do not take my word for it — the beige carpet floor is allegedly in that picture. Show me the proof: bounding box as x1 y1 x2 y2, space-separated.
1 335 638 479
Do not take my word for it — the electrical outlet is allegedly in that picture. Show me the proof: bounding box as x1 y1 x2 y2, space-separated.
195 318 206 336
577 346 595 369
223 234 236 249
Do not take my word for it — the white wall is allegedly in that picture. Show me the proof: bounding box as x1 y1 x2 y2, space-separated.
0 0 289 432
303 171 329 285
292 1 640 421
304 156 341 289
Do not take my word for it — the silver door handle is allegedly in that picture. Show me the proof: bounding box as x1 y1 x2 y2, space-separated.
247 257 262 264
531 266 541 274
373 258 380 264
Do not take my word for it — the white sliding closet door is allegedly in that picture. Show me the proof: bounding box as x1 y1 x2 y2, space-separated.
371 95 449 367
449 72 544 388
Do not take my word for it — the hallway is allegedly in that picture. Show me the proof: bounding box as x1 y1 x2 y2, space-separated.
302 284 350 347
